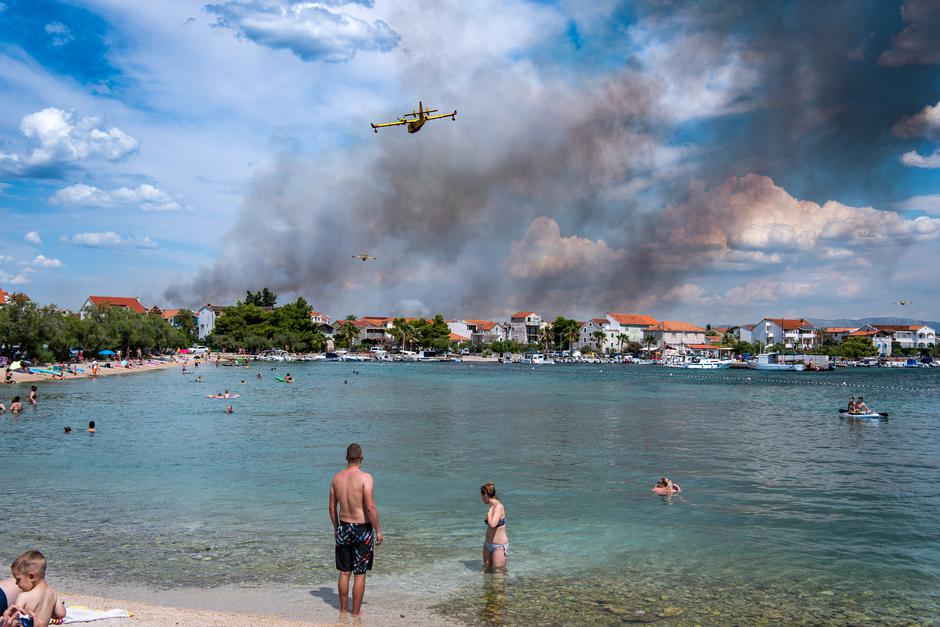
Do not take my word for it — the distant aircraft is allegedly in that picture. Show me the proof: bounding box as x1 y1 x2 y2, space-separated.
895 300 912 305
371 101 457 134
352 254 376 262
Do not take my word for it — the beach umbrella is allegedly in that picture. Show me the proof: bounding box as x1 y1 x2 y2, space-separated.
9 361 28 373
99 349 115 356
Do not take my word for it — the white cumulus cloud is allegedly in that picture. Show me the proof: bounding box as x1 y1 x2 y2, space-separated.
32 254 63 268
899 194 940 214
900 148 940 168
0 270 31 285
206 0 401 62
892 98 940 139
0 108 139 176
50 183 182 211
67 231 157 250
24 231 42 245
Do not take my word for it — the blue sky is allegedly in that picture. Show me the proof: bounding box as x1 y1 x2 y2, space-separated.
1 0 939 324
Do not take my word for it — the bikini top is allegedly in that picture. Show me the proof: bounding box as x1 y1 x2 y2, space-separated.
485 516 506 527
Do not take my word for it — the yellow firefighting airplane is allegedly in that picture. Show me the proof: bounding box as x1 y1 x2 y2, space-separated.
352 254 376 262
371 101 457 134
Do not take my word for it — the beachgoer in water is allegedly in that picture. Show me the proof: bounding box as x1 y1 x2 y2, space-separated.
64 426 72 433
195 376 203 383
847 397 857 414
285 373 293 383
653 477 680 494
223 389 231 399
240 380 245 384
28 386 37 405
10 396 23 413
87 421 96 433
0 402 5 414
481 482 509 572
330 443 383 617
256 372 262 380
226 405 233 414
856 396 871 414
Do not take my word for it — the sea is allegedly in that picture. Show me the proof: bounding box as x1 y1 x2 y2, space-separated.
1 362 938 625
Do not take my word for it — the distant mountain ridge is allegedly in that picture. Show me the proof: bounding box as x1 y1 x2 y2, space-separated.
806 317 940 330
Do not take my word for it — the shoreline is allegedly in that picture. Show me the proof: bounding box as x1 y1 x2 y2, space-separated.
56 579 462 627
4 358 189 385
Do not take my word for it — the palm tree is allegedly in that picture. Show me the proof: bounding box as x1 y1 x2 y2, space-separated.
617 333 629 354
591 330 606 355
539 325 554 352
644 334 656 353
562 326 579 351
337 315 359 349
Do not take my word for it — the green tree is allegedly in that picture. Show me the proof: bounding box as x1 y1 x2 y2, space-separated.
245 288 278 307
335 315 360 349
173 310 197 345
389 318 418 351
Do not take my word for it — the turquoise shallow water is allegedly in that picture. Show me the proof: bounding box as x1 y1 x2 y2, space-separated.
1 363 939 624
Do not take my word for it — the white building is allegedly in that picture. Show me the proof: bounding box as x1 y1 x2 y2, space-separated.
447 320 506 345
197 304 230 339
508 312 544 345
578 318 616 352
848 327 893 356
751 318 817 349
80 295 145 320
606 312 659 343
734 324 755 343
643 321 707 350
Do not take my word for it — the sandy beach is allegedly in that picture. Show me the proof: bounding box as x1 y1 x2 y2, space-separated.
56 581 461 627
4 358 190 385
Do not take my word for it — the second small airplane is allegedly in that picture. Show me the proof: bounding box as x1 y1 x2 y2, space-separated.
371 101 457 134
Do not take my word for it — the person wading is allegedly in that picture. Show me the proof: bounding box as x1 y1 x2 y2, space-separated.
329 443 383 617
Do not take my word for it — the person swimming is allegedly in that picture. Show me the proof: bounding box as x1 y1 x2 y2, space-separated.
226 405 233 414
652 477 680 494
87 420 96 433
284 373 293 383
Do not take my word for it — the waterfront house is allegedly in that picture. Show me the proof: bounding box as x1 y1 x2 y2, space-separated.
606 312 659 343
849 324 936 353
751 318 817 349
197 304 230 339
819 327 857 344
734 323 756 343
0 287 9 306
578 318 615 352
848 327 893 356
310 311 331 324
447 319 506 345
159 308 183 327
80 295 146 320
643 321 707 350
508 312 544 345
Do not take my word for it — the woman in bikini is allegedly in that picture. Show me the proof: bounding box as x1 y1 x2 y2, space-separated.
481 482 509 573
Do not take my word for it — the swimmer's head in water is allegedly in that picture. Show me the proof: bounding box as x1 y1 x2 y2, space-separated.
346 443 363 463
88 420 95 428
64 426 71 433
480 482 496 499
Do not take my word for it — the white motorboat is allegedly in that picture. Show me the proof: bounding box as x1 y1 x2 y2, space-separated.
520 352 546 364
748 353 806 371
256 349 295 362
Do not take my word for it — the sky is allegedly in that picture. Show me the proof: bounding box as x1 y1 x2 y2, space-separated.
1 0 939 325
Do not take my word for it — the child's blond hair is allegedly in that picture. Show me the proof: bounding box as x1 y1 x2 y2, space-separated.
11 550 46 578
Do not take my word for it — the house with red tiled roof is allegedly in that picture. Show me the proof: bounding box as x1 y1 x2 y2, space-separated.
849 324 936 354
447 319 506 344
606 312 659 343
819 327 858 344
643 321 707 350
80 295 146 319
508 311 544 345
578 317 615 351
752 318 817 349
0 288 9 306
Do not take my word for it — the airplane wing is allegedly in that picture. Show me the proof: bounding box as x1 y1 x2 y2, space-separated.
371 120 408 132
426 110 457 122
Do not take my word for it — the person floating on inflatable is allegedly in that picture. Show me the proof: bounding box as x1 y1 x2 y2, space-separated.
652 477 681 495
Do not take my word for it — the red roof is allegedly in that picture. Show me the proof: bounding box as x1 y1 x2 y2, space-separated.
87 296 145 313
849 329 881 337
873 324 921 332
0 288 8 306
449 332 470 342
762 318 814 330
608 312 658 326
511 311 535 319
161 308 181 320
646 321 706 333
823 327 856 333
687 344 733 350
591 318 609 326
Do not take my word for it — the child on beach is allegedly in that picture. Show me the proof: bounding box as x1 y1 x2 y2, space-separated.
4 369 13 384
1 550 66 627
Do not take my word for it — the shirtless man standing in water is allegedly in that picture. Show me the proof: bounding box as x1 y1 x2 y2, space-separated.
329 443 383 617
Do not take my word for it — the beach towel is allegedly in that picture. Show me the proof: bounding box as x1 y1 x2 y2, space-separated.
51 605 133 623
